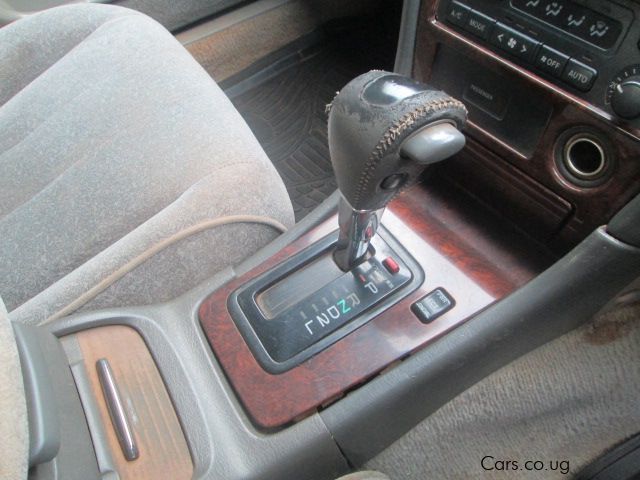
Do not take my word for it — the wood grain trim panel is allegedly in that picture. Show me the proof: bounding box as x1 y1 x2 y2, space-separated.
199 184 547 429
71 325 193 480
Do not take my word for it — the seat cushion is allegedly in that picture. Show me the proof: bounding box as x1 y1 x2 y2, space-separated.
0 5 294 323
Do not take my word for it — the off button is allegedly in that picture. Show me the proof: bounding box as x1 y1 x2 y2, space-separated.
535 45 569 78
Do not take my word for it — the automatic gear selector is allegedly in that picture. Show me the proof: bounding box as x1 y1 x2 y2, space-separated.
229 71 467 372
329 71 467 270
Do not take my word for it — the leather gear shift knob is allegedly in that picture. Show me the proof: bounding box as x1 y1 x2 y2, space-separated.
328 70 467 211
329 71 467 271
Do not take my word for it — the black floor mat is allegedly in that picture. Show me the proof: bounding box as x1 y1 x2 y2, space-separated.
230 18 398 220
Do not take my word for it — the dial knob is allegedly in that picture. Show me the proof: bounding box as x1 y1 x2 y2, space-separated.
610 80 640 120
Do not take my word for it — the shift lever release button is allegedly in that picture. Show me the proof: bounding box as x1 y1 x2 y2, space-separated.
382 257 400 274
401 123 466 165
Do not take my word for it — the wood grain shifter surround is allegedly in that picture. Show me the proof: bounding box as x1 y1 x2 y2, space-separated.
199 183 545 429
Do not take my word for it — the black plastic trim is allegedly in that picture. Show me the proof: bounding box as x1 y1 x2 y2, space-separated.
608 192 640 247
576 433 640 480
13 323 61 466
14 323 100 480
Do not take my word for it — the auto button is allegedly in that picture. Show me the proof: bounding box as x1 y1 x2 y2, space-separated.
562 58 597 91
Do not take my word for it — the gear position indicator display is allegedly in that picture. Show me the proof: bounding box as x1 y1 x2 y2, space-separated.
255 255 408 361
229 231 419 372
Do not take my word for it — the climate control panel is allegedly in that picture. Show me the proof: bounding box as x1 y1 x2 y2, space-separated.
437 0 640 126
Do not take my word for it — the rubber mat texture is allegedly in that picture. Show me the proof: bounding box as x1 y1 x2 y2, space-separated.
231 22 397 220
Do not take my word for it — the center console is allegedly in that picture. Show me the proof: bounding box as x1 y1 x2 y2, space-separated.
199 70 498 427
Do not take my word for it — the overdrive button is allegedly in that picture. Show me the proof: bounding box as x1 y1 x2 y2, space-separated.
562 59 597 92
411 288 456 324
535 45 569 78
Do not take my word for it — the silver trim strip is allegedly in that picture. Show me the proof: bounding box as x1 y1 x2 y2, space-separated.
96 358 139 462
333 196 384 272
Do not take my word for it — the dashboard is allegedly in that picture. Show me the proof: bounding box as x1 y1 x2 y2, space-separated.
438 0 640 126
413 0 640 252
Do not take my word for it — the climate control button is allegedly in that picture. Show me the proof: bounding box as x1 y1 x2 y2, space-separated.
561 58 597 91
446 1 471 27
463 10 495 40
535 45 569 78
490 23 539 62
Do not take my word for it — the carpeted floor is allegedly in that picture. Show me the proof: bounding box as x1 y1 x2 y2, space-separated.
228 18 398 220
365 301 640 479
231 48 346 220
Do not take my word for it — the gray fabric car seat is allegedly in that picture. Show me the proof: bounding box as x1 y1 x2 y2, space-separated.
0 5 294 325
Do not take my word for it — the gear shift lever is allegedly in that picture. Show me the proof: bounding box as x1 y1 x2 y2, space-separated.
328 71 468 271
228 72 469 369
